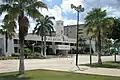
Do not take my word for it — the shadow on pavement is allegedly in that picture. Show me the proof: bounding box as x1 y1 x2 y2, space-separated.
69 66 88 72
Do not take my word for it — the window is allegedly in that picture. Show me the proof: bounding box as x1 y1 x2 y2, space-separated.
64 43 69 45
14 39 18 44
55 42 62 45
57 23 59 25
70 43 74 46
47 42 52 45
14 47 18 53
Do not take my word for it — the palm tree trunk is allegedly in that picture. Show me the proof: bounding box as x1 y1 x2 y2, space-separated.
98 31 102 64
19 40 25 74
41 35 44 56
5 31 8 55
89 37 92 66
44 36 47 57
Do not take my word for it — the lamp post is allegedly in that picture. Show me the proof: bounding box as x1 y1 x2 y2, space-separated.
71 4 84 66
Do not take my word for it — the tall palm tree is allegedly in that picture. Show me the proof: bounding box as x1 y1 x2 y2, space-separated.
0 17 17 56
0 0 47 74
85 25 96 65
85 8 113 64
33 15 55 57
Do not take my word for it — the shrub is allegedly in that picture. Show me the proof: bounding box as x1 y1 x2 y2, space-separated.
11 53 20 57
24 48 32 58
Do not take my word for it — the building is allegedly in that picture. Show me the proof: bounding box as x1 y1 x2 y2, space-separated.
0 21 97 56
64 24 96 53
0 34 77 56
55 20 64 36
64 24 85 39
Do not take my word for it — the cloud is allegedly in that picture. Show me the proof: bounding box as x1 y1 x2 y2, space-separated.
84 0 120 18
61 0 84 13
41 5 63 20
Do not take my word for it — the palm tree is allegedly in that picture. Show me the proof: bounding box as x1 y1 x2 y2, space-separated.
85 26 96 66
85 8 113 64
33 15 55 57
0 0 47 74
0 18 17 56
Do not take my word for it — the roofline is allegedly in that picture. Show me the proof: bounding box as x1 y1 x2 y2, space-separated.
64 24 84 27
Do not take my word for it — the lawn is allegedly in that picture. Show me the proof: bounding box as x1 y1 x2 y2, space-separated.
0 69 120 80
82 61 120 69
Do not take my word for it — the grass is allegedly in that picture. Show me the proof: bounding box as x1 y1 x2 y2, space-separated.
82 61 120 69
0 69 120 80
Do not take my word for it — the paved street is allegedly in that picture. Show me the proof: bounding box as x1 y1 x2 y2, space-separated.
0 55 120 77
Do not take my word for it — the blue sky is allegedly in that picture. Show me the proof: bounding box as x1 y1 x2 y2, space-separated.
28 0 120 32
1 0 120 32
39 0 120 26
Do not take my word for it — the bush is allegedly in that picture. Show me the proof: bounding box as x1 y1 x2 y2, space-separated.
0 56 19 60
11 53 20 57
24 48 32 58
27 52 46 59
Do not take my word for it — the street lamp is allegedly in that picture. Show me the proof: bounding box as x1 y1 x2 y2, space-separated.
71 4 84 66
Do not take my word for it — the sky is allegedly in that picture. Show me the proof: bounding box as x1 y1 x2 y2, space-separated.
1 0 120 32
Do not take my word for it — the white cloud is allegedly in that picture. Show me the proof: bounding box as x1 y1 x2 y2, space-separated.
61 0 84 13
39 4 85 26
41 5 63 20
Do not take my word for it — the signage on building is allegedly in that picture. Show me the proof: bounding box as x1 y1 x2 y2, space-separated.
57 45 70 50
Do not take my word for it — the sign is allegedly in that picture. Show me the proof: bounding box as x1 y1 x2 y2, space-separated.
57 45 70 50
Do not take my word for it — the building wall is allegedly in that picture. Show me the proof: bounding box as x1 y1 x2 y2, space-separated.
64 24 96 53
64 24 85 39
55 20 64 35
0 33 77 56
0 38 4 56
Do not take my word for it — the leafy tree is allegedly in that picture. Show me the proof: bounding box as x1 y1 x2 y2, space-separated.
107 18 120 40
107 18 120 62
85 8 113 64
33 15 55 57
0 0 47 74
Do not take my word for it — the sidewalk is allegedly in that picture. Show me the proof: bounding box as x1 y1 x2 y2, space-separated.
41 65 120 77
0 56 120 77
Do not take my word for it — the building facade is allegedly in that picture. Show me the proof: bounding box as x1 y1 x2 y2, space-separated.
0 34 77 56
64 24 96 53
0 21 97 56
64 24 85 39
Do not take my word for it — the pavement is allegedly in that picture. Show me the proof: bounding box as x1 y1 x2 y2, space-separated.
0 55 120 77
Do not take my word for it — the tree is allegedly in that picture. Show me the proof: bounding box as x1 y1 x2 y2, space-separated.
0 19 16 56
0 0 47 74
85 8 113 64
107 18 120 62
33 15 55 57
107 18 120 40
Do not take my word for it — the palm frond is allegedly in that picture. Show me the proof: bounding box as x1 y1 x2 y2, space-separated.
0 4 12 15
25 6 43 19
31 1 47 9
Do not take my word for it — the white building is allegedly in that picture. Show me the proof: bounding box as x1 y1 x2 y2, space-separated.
0 21 97 56
0 33 77 56
55 20 64 36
